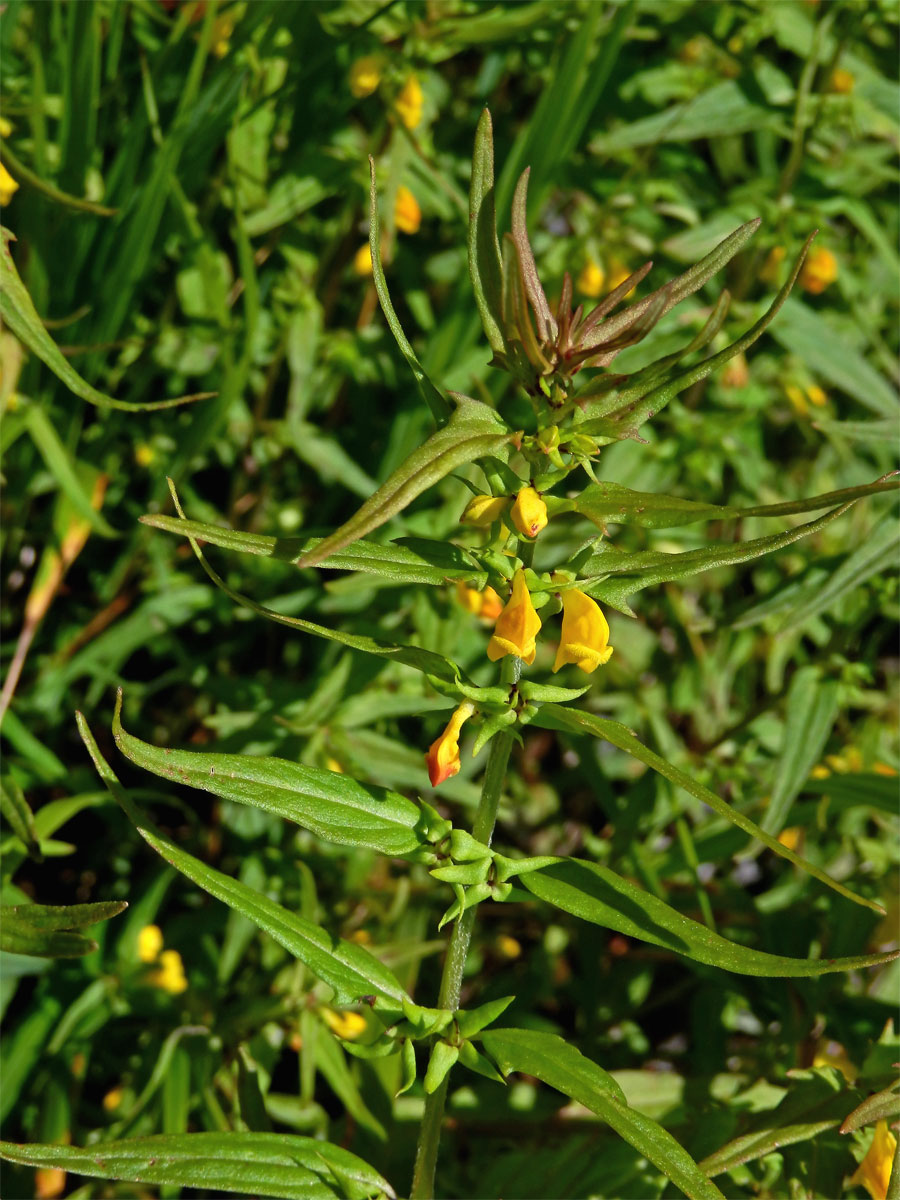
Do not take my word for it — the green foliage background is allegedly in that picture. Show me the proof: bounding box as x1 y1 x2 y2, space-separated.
1 1 897 1197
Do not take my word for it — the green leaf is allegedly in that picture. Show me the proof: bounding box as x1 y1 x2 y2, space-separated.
0 900 127 958
140 514 486 587
572 476 899 530
582 498 863 613
0 229 209 412
0 1134 395 1200
480 1028 723 1200
22 406 118 537
503 856 896 977
297 395 513 567
423 1041 460 1094
761 667 841 836
368 157 451 425
531 705 885 915
0 774 41 860
77 713 414 1011
456 995 515 1038
112 691 432 860
468 108 506 357
840 1084 900 1134
0 141 117 215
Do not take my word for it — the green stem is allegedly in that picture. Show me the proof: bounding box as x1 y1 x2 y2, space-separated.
410 666 517 1200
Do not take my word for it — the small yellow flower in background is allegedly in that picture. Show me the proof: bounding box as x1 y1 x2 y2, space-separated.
394 185 421 234
152 948 188 994
325 756 344 774
510 486 548 539
829 67 854 94
874 762 898 777
496 934 522 959
137 924 164 963
849 1120 897 1200
553 589 613 674
210 9 236 57
577 259 605 298
800 246 838 294
721 353 749 388
607 261 635 295
0 116 12 137
488 570 542 665
777 827 803 852
786 383 826 417
103 1086 124 1112
349 54 383 98
135 442 156 468
321 1008 368 1040
395 75 423 130
0 162 19 206
806 384 827 407
827 747 863 774
760 245 786 283
425 701 475 787
353 244 373 276
348 928 372 944
812 1039 857 1084
455 579 503 621
35 1168 67 1199
478 586 503 622
460 493 508 526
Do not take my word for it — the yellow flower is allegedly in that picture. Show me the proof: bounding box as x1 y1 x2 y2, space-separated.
849 1120 897 1200
348 928 371 944
799 246 838 294
812 1039 857 1083
35 1168 67 1198
777 827 803 852
455 579 503 621
487 570 542 665
0 162 19 206
829 67 854 94
353 244 373 276
349 54 382 98
553 589 613 674
607 261 635 295
135 442 156 467
510 486 548 539
210 9 235 58
394 185 421 234
760 245 786 283
460 493 508 527
496 934 522 959
425 702 475 787
137 924 164 963
151 948 188 994
0 117 12 137
321 1008 369 1039
325 756 344 774
395 75 423 130
456 579 483 615
103 1086 124 1112
806 384 827 407
576 259 605 298
478 586 503 622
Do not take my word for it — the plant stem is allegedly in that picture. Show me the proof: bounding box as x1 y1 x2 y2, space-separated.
410 670 517 1199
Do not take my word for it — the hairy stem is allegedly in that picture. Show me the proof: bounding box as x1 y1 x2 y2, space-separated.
410 665 517 1199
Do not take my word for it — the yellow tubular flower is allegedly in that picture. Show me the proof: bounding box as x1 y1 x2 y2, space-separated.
395 185 421 234
35 1168 66 1199
349 55 382 98
479 586 503 622
456 578 483 614
487 570 542 665
510 486 548 539
395 75 423 130
321 1008 368 1039
0 162 19 206
849 1120 897 1200
137 924 164 963
460 493 508 527
576 259 605 297
553 589 613 674
151 949 188 994
425 702 475 787
353 244 373 276
799 247 838 294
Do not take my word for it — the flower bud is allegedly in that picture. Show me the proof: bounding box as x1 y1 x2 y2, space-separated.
395 185 421 234
349 55 382 98
510 486 548 539
460 494 508 527
425 702 475 787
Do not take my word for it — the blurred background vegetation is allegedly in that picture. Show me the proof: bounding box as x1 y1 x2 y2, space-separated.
1 1 897 1197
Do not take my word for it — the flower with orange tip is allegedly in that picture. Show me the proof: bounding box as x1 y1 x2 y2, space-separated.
395 75 423 130
487 570 541 665
510 486 548 539
461 493 508 527
849 1120 897 1200
425 702 475 786
799 247 838 294
553 589 613 674
576 259 605 298
349 55 382 98
395 185 421 234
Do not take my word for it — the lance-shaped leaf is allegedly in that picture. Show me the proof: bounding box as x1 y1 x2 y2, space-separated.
0 900 128 958
581 498 861 614
298 395 514 568
573 476 899 531
584 232 812 437
112 690 432 860
468 108 506 357
510 168 555 342
368 158 451 425
0 774 41 859
841 1085 900 1134
531 704 885 915
0 229 210 413
581 218 761 359
78 714 413 1012
0 1133 396 1200
140 514 486 587
479 1028 724 1200
499 856 897 977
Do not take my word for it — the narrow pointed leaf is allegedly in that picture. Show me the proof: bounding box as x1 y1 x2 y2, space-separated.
0 142 117 215
480 1028 723 1200
298 396 513 567
77 714 413 1011
368 158 451 425
0 774 41 859
0 1134 396 1200
531 704 884 915
468 109 506 356
510 168 554 341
